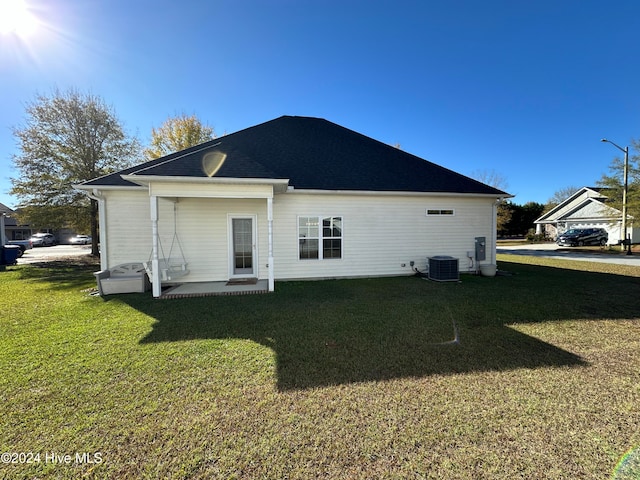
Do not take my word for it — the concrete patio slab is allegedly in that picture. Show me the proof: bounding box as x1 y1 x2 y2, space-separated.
161 280 269 299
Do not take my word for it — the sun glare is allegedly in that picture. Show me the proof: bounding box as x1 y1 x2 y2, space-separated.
0 0 38 36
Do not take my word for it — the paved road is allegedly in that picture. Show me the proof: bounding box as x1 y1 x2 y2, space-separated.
17 244 94 264
497 243 640 267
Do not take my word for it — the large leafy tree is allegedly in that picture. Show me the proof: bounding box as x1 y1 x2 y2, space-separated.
10 88 140 255
495 201 545 237
144 113 215 160
597 139 640 221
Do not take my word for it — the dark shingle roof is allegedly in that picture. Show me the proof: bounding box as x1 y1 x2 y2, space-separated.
0 202 15 215
82 116 508 196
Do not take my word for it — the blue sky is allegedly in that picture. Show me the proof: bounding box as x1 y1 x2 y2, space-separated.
0 0 638 209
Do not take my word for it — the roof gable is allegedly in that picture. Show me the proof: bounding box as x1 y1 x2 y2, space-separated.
81 116 508 196
0 202 16 215
536 187 621 223
564 198 620 220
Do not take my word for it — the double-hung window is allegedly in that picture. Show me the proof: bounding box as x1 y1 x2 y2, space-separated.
298 216 342 260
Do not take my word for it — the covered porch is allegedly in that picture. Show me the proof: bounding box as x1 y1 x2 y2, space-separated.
120 175 289 298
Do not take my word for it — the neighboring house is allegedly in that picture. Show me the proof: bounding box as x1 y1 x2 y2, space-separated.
534 186 637 244
0 203 31 242
1 203 84 244
77 116 510 297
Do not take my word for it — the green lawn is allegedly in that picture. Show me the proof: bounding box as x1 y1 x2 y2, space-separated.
0 256 639 479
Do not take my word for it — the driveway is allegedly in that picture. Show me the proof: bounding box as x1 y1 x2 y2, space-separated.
18 244 94 264
497 243 640 267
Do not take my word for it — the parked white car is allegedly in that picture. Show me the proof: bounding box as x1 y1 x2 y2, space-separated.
30 233 56 247
70 235 92 245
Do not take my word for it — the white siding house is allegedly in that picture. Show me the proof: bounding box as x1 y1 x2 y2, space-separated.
271 191 497 280
535 187 637 245
78 116 509 297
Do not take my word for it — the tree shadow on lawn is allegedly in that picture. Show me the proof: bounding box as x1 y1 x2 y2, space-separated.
15 258 100 291
120 260 640 390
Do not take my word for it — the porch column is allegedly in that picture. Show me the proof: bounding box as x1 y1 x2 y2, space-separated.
267 196 274 292
150 195 161 298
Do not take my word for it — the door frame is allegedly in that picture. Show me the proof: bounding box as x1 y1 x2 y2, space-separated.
227 214 258 279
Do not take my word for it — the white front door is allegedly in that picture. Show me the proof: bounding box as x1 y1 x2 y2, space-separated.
229 216 256 277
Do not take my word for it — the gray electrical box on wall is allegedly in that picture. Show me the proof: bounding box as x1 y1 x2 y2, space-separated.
475 236 486 261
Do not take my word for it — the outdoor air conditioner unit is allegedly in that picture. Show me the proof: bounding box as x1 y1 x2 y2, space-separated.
428 256 459 282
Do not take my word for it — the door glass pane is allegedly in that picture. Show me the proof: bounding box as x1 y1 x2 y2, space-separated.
233 218 253 274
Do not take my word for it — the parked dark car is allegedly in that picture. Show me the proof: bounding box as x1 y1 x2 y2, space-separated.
556 228 608 247
30 233 56 247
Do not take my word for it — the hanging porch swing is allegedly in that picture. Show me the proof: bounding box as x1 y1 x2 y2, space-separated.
144 200 190 282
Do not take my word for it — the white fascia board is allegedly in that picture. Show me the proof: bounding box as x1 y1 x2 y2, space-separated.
73 183 145 192
536 202 576 223
536 188 589 222
285 188 512 200
536 203 569 223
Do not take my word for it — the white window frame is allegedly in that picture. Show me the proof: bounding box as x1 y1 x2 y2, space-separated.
298 215 343 260
426 208 455 216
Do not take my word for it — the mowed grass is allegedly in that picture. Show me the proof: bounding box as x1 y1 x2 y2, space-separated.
0 256 639 479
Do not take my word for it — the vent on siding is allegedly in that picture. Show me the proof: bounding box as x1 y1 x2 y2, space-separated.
428 256 459 282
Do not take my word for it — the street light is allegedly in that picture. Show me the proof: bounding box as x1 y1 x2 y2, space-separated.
601 138 630 253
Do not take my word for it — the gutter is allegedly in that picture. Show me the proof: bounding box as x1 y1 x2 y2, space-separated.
285 188 513 199
74 186 107 271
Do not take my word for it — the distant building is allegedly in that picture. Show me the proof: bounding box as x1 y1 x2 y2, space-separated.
534 187 637 244
0 203 32 241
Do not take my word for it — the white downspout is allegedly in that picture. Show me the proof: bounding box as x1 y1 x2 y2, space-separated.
491 198 501 266
88 189 108 271
150 195 161 298
267 196 274 292
0 213 6 247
